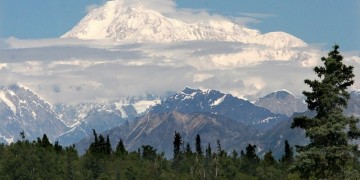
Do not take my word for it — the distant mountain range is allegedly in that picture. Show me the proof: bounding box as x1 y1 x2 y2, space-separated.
0 85 159 145
1 84 360 159
150 87 288 130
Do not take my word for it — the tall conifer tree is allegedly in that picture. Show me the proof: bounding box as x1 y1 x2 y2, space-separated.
195 134 202 156
291 45 360 179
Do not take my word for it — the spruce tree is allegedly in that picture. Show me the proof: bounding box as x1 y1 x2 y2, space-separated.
205 143 212 160
105 135 112 155
241 144 260 175
185 143 192 154
40 134 51 148
173 131 182 159
291 45 360 179
115 138 127 156
280 140 293 164
195 134 202 156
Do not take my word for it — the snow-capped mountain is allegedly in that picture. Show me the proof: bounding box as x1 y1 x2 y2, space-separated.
55 96 160 146
61 0 318 66
0 84 160 145
0 85 68 143
255 90 307 117
75 111 259 157
150 87 288 130
62 2 305 48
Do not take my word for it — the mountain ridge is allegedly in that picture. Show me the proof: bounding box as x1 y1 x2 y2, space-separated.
62 1 306 49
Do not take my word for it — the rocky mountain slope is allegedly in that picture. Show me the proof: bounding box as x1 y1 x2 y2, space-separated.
0 84 159 145
255 89 307 117
150 87 288 130
0 85 68 143
55 96 160 146
75 111 259 157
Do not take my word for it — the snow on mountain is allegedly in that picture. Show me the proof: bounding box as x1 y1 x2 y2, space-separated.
0 85 68 143
61 0 319 67
55 96 160 146
255 89 307 117
149 87 288 130
0 83 160 145
62 2 306 48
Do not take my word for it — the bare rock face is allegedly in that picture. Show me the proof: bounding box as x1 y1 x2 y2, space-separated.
255 90 307 117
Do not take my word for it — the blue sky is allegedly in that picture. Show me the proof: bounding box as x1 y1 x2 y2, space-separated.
1 0 359 51
1 0 360 104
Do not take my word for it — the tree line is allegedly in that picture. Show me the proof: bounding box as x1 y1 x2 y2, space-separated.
0 130 297 179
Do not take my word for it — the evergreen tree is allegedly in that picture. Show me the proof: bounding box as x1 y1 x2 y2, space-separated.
257 150 281 180
105 135 112 155
216 140 225 157
262 150 276 166
195 134 202 156
141 145 157 161
115 138 127 157
240 150 245 159
231 150 238 161
245 144 259 162
54 141 63 153
19 131 25 140
241 144 260 175
291 45 360 179
205 143 212 159
280 140 293 164
173 131 182 159
40 134 52 148
185 142 192 154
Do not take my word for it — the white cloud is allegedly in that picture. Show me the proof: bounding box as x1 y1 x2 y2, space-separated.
0 37 331 104
1 0 359 104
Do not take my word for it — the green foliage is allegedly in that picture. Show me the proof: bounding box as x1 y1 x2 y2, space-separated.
257 150 282 180
280 140 293 164
115 138 128 157
173 131 182 160
141 145 157 161
291 45 360 179
195 134 202 156
87 129 112 156
241 144 260 175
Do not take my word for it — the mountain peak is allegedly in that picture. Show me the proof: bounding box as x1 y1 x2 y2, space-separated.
271 89 296 100
255 90 307 116
61 2 306 48
181 86 200 95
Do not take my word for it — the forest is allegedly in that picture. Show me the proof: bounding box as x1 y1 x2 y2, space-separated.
0 130 299 179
